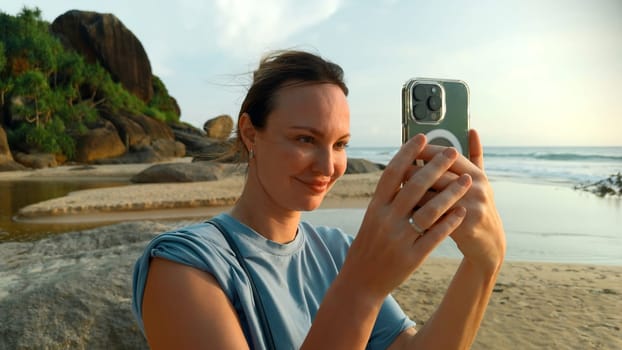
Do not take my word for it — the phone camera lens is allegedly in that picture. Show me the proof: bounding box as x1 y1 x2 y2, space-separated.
413 104 427 121
427 95 442 111
413 85 427 101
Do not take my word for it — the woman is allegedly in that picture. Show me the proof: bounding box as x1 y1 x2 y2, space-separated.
132 50 505 349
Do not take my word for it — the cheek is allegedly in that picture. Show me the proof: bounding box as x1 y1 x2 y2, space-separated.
267 144 310 169
334 152 348 177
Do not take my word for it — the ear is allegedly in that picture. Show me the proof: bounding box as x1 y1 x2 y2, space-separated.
238 113 256 151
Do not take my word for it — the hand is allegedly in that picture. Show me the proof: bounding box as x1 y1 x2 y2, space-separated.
340 134 472 299
418 130 506 273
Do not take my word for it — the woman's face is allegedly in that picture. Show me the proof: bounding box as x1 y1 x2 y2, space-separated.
250 83 350 212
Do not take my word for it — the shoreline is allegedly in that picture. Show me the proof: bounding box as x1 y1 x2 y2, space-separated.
11 167 380 220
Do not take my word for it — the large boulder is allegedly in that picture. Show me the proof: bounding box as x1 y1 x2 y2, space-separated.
51 10 153 102
131 161 244 183
169 122 231 158
95 139 185 165
75 120 127 163
0 161 27 172
345 158 385 174
102 110 175 148
88 110 183 164
13 152 58 169
0 221 185 349
203 115 234 140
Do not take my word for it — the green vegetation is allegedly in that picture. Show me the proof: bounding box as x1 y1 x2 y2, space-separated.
0 7 179 159
574 172 622 197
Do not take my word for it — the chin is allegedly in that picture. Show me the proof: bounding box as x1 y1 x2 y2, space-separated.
293 196 325 212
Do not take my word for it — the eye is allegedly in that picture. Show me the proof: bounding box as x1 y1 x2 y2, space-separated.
334 140 349 150
296 135 315 144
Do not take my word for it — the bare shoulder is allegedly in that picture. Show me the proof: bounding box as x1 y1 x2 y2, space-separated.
142 257 250 349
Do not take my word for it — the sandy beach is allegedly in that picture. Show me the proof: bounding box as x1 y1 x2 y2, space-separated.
396 259 622 349
1 162 621 349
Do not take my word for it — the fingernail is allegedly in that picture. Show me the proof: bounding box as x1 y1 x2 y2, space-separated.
455 206 467 217
458 174 471 186
413 133 425 144
443 147 457 158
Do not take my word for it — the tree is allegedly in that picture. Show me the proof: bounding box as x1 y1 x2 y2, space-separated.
11 70 50 126
0 41 10 107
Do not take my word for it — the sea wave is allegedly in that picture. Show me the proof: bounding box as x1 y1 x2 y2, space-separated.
484 152 622 162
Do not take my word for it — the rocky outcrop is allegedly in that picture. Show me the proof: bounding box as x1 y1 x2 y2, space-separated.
73 110 184 164
94 139 185 165
575 173 622 197
131 161 245 183
0 221 185 349
169 122 236 160
13 152 58 169
0 10 188 170
0 126 11 162
0 126 26 171
346 158 385 174
75 120 127 163
102 110 175 148
51 10 153 102
0 161 27 171
203 114 234 140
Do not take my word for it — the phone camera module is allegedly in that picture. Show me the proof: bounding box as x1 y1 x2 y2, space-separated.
411 83 443 123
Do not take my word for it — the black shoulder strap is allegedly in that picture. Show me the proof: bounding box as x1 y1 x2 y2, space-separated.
207 218 276 350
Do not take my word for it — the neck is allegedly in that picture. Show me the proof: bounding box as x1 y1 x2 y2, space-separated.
230 187 301 244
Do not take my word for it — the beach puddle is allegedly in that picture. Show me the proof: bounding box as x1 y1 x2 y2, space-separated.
0 179 130 242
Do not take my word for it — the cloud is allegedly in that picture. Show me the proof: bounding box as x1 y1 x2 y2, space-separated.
211 0 342 56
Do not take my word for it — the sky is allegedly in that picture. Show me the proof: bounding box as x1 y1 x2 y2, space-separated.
1 0 621 147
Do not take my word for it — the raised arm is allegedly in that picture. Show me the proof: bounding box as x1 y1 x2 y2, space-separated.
302 133 473 349
391 129 506 349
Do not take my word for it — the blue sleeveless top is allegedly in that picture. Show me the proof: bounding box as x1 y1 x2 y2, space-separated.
132 213 415 349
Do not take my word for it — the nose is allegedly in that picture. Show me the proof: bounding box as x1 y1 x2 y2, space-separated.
312 146 335 177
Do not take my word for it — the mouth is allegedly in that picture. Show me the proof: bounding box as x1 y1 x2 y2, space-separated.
297 178 331 194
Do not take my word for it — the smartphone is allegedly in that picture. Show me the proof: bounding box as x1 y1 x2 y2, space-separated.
401 78 470 157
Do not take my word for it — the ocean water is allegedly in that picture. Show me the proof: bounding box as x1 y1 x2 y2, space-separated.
347 146 622 187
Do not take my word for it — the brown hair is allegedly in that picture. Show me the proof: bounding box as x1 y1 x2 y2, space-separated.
228 50 348 161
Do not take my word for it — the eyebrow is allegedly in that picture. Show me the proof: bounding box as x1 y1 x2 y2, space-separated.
289 126 351 139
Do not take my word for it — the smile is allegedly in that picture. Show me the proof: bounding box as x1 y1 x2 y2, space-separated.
297 179 330 194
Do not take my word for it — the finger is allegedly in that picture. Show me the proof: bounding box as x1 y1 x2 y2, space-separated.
408 167 460 192
374 134 426 203
411 174 472 230
418 144 480 176
393 147 458 216
469 129 484 169
413 190 438 209
411 206 467 254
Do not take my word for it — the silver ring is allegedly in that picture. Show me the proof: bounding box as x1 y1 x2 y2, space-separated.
408 217 426 235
